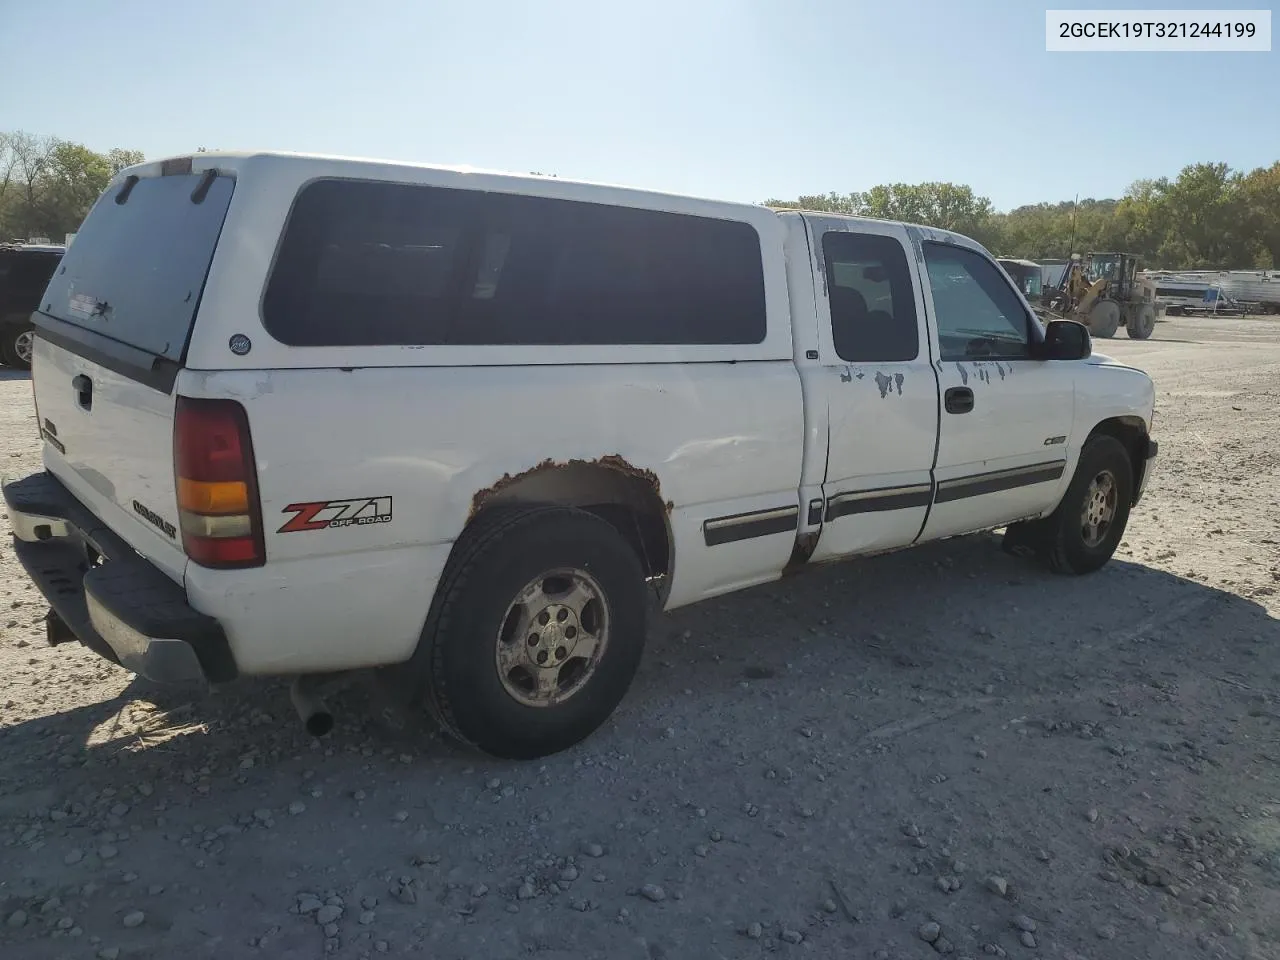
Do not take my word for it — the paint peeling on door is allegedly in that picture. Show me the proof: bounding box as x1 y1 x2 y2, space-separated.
869 371 906 398
954 360 1019 387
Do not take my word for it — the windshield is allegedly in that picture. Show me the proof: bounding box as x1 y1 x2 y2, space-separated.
38 172 234 362
1088 255 1120 282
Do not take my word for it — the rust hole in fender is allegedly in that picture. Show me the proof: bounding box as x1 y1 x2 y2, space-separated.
468 454 673 521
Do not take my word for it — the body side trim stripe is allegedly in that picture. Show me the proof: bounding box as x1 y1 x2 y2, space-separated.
934 461 1066 504
825 483 933 521
703 505 799 546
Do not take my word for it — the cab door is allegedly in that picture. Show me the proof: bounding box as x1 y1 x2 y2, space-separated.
803 218 940 563
916 239 1076 542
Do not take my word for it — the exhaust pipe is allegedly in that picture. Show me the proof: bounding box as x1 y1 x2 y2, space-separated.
289 676 334 737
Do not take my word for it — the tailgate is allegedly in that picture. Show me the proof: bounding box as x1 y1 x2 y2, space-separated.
29 166 235 580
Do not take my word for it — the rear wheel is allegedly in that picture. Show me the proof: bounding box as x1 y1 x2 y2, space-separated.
403 505 648 759
1126 303 1156 340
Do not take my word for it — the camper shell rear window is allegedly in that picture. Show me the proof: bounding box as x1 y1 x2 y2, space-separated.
38 172 235 363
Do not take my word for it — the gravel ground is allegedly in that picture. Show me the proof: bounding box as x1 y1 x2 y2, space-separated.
2 314 1279 960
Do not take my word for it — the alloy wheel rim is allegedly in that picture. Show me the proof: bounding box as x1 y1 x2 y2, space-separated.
1081 470 1118 547
494 568 610 708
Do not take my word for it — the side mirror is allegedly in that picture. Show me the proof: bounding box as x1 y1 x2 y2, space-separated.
1037 319 1092 361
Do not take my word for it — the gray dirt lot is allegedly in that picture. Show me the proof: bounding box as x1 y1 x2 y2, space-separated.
1 314 1279 960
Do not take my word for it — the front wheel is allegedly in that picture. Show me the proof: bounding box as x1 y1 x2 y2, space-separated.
1008 435 1134 575
1088 301 1121 339
405 505 648 759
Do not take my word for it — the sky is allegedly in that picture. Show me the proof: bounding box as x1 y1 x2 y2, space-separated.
2 0 1277 211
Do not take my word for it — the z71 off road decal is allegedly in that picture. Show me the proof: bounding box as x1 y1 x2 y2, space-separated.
278 497 393 533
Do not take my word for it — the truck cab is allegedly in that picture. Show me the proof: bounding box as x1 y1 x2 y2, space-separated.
783 214 1155 571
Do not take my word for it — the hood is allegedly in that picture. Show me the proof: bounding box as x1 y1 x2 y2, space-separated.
1086 350 1143 373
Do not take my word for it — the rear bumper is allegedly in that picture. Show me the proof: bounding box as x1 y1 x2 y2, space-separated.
2 471 237 684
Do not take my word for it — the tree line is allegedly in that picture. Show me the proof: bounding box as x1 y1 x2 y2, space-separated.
769 160 1280 271
0 131 144 243
4 130 1277 272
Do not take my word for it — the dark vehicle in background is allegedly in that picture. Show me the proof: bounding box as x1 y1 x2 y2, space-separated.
997 257 1045 301
0 242 66 370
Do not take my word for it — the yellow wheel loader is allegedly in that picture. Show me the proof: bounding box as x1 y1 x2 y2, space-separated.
1046 252 1161 340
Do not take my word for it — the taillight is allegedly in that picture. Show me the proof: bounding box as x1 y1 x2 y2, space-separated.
173 396 266 568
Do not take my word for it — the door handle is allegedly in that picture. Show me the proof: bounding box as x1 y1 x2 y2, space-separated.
944 386 974 414
72 374 92 410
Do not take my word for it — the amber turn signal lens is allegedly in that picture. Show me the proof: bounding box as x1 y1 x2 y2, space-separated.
177 477 250 515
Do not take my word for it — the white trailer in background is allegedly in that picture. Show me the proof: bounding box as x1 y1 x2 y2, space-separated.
1144 270 1278 316
1217 271 1280 313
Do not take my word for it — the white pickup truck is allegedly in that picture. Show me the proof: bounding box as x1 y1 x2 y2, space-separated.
3 152 1158 759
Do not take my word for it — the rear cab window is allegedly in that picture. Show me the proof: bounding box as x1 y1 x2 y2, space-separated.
262 179 768 347
821 231 919 362
37 168 235 380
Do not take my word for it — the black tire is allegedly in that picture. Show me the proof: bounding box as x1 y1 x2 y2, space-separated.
1088 301 1120 339
1126 303 1156 340
1037 435 1133 575
405 504 648 759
